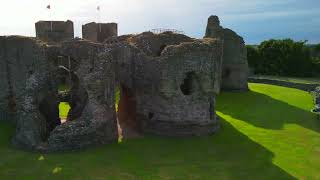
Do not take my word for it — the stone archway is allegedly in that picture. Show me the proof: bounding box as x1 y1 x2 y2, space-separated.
117 84 141 139
38 92 61 140
55 65 88 122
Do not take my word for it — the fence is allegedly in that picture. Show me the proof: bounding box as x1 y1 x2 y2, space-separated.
150 28 185 35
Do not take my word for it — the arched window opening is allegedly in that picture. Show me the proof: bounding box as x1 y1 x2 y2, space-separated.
116 84 141 139
222 68 231 79
157 44 167 56
180 71 198 95
148 112 154 120
38 92 61 140
56 64 88 124
57 67 72 124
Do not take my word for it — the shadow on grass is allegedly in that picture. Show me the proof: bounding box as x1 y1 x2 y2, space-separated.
216 90 320 133
0 120 294 179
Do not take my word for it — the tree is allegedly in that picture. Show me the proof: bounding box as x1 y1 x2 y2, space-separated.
256 39 313 77
246 45 261 74
315 44 320 52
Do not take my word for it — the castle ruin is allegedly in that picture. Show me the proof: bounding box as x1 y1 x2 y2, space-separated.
205 16 249 91
0 16 248 152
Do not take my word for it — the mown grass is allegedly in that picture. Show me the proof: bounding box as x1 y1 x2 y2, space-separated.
59 102 70 119
0 83 319 179
251 75 320 84
58 83 71 119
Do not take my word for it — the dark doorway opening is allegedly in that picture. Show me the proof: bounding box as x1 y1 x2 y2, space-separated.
116 84 141 139
180 71 198 95
57 66 72 124
7 94 17 113
58 79 71 124
222 68 231 79
157 44 167 56
38 92 61 140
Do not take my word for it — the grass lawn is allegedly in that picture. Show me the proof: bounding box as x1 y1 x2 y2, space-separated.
0 83 319 179
251 75 320 84
59 102 71 119
58 83 71 119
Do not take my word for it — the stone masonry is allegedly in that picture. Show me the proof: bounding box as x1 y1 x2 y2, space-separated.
82 22 118 43
109 32 222 136
35 20 74 44
205 15 249 91
0 36 56 149
0 15 248 152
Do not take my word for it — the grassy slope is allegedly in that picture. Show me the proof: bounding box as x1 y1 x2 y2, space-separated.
217 83 320 179
251 75 320 84
0 83 319 179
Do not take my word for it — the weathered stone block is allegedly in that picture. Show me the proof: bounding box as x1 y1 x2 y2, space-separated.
205 15 249 91
35 20 74 44
82 22 118 43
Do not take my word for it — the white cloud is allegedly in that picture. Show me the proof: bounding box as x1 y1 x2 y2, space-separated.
0 0 319 43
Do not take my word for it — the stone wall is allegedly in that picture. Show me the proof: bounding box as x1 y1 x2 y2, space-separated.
110 32 222 136
82 22 118 43
205 15 249 91
0 36 57 150
126 31 194 56
248 77 319 92
0 36 119 152
1 20 234 152
138 39 222 136
46 40 118 152
35 20 74 44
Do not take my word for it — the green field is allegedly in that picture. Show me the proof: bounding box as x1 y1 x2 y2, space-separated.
0 83 319 179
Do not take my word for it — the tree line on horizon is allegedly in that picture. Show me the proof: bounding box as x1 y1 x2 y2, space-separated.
247 39 320 77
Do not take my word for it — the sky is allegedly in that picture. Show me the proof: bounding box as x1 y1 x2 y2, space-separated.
0 0 319 44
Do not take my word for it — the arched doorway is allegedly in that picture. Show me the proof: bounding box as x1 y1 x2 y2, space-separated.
116 84 141 139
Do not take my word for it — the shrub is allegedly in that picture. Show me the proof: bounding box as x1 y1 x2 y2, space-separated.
246 45 261 74
247 39 317 77
315 44 320 52
311 57 320 76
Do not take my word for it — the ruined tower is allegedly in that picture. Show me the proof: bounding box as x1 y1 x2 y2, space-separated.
1 16 250 152
82 22 118 43
35 20 74 44
205 15 249 91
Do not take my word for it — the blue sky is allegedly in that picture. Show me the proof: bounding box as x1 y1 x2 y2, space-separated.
0 0 319 44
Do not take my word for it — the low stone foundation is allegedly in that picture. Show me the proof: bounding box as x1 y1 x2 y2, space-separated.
248 77 319 92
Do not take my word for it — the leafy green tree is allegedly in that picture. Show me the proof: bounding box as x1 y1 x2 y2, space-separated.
246 45 261 74
315 44 320 52
254 39 313 77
